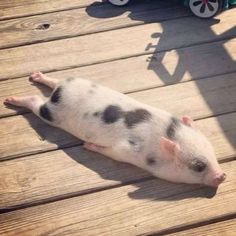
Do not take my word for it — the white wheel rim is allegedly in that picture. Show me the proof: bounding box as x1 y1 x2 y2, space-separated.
189 0 219 18
109 0 130 6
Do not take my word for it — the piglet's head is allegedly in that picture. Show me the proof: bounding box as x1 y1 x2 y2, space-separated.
159 116 226 188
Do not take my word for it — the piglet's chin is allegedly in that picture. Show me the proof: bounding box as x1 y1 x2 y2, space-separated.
205 172 226 188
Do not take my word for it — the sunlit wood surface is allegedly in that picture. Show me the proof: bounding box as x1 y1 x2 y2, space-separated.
0 1 235 235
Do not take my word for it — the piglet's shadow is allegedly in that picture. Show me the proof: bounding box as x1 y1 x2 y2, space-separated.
6 101 217 201
63 146 218 201
30 82 51 98
129 180 217 201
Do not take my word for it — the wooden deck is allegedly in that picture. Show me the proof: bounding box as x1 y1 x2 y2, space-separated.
0 0 236 235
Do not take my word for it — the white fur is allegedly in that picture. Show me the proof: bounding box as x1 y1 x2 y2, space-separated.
49 78 170 163
6 75 224 187
44 77 224 187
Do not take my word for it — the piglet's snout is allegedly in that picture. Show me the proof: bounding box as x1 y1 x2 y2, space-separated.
211 173 226 187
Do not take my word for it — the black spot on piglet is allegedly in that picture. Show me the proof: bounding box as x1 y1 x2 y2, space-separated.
91 83 98 88
66 77 75 82
125 109 151 128
50 87 62 104
128 136 144 153
102 105 123 124
166 117 180 139
39 104 53 121
93 111 101 117
146 154 156 166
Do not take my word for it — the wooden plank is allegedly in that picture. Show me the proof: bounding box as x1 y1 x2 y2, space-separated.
0 8 235 80
0 1 187 49
171 218 236 236
1 39 235 117
0 112 235 209
0 146 149 210
0 113 80 160
131 72 236 119
0 161 235 236
1 73 236 160
0 0 98 20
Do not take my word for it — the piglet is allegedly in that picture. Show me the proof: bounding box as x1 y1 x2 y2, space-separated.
4 72 226 187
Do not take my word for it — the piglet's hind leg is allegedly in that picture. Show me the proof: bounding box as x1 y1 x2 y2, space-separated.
4 95 53 124
4 95 43 112
29 72 59 89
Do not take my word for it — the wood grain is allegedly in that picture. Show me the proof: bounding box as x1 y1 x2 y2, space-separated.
0 0 97 20
131 72 236 119
0 161 235 236
0 113 80 160
0 146 149 210
0 1 187 49
171 218 236 236
0 1 235 235
0 112 235 209
1 73 236 160
1 39 235 117
0 8 235 80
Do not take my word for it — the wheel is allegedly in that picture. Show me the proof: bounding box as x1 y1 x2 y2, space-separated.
108 0 130 6
189 0 223 18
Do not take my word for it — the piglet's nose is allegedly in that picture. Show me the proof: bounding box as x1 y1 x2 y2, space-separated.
213 173 226 186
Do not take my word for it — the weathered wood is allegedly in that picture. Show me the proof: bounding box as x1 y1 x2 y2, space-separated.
1 39 235 117
0 1 187 49
0 0 98 20
1 73 236 160
0 146 149 210
0 113 80 160
171 218 236 236
0 1 235 235
0 9 235 80
0 161 235 236
0 112 235 209
131 72 236 119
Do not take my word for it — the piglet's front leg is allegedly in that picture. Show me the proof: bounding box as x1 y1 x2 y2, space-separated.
84 142 108 154
83 142 122 161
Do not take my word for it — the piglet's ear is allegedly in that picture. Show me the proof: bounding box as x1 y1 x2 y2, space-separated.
182 115 194 128
160 137 180 158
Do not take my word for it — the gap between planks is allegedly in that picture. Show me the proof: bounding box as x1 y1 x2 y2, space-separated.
166 218 236 236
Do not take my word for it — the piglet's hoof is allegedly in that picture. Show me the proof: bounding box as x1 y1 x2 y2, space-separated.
29 71 44 82
83 142 105 152
4 96 17 105
4 96 22 106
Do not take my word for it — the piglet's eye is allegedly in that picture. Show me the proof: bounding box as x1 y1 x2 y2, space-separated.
191 159 206 172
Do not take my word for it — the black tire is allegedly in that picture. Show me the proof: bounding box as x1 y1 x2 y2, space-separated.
189 0 224 18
